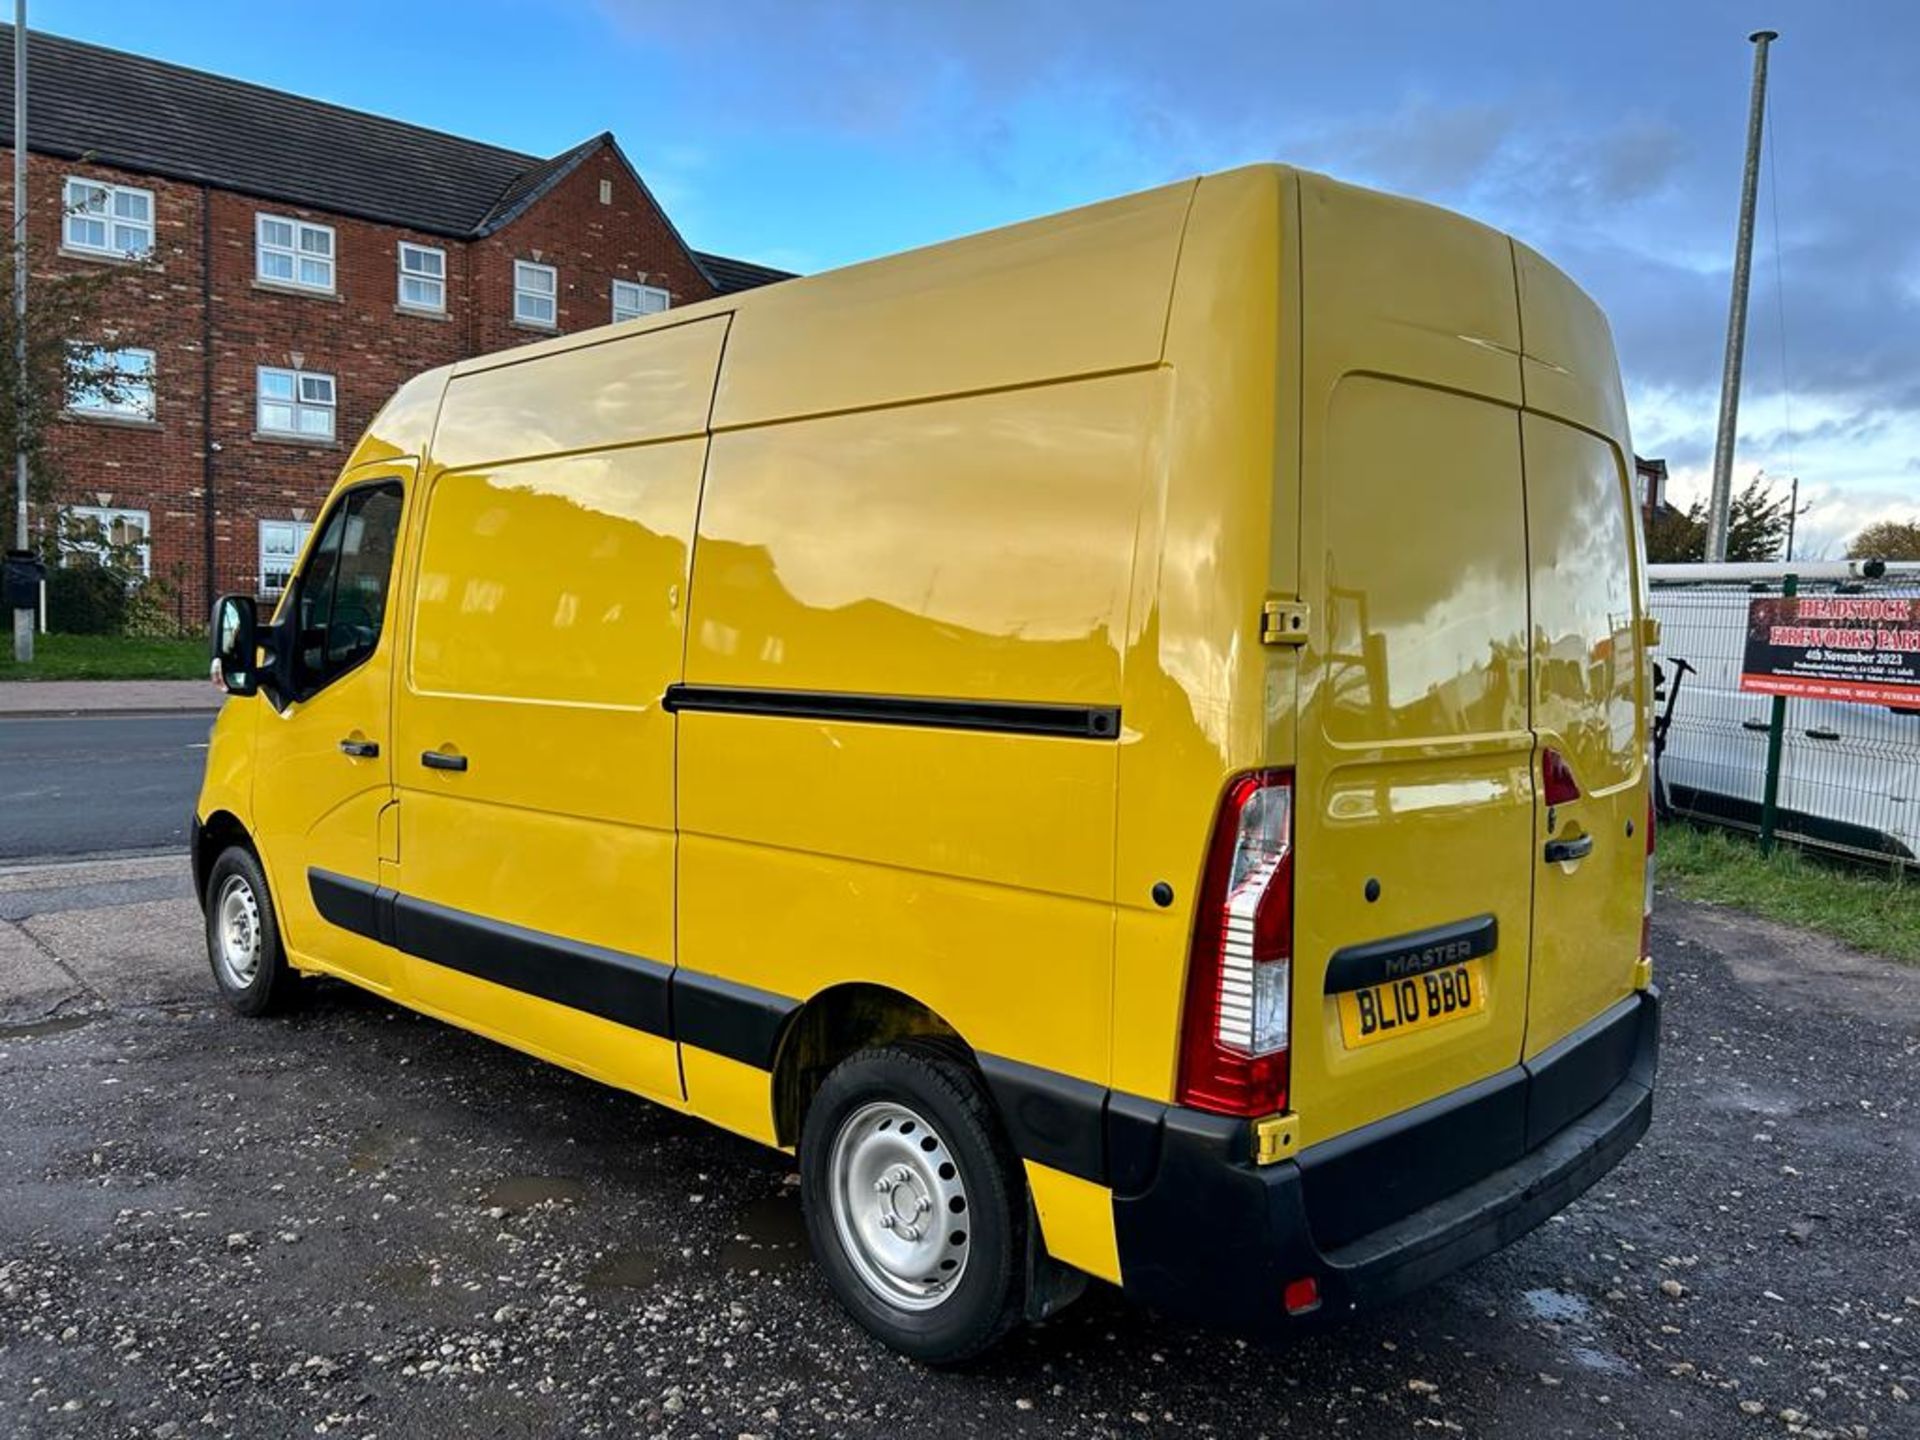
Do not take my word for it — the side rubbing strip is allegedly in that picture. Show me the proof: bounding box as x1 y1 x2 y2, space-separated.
307 868 672 1038
663 684 1121 741
671 970 799 1070
1324 915 1498 996
309 869 386 944
978 1053 1109 1184
392 894 675 1038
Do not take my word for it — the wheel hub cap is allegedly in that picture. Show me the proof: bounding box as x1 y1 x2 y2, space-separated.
827 1101 970 1311
215 874 262 988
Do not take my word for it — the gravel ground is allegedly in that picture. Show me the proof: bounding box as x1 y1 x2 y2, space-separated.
0 865 1914 1439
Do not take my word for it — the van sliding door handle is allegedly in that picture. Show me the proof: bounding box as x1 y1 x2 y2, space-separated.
420 751 468 772
337 738 379 759
1544 834 1594 864
1805 727 1841 742
1742 719 1772 733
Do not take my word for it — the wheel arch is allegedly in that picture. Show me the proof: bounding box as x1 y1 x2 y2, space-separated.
192 809 258 907
770 982 969 1148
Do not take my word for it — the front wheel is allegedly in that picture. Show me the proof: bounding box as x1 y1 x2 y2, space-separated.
799 1041 1027 1363
204 846 299 1016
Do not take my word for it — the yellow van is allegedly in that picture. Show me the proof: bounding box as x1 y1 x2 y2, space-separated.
195 163 1659 1362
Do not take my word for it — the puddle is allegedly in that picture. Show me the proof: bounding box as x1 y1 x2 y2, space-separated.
720 1193 808 1274
584 1248 663 1290
347 1130 392 1174
1570 1344 1632 1375
0 1013 96 1041
484 1175 585 1211
370 1260 434 1296
1522 1287 1592 1325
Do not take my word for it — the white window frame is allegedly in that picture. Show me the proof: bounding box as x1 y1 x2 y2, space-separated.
67 345 157 421
256 365 337 441
63 505 152 575
397 241 446 312
256 213 336 293
611 279 670 323
513 260 557 328
258 517 315 595
62 177 155 259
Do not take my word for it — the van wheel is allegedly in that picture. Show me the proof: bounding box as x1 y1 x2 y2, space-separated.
799 1041 1026 1363
204 846 299 1017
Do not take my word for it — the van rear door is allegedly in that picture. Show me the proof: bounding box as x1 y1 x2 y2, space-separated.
1520 417 1646 1056
1292 376 1537 1147
1289 177 1539 1154
1512 245 1650 1059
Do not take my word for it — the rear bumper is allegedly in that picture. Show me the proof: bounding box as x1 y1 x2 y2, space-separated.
1110 987 1659 1335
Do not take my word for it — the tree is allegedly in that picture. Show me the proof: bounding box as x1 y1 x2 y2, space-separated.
1848 518 1920 562
0 229 148 520
1641 474 1793 564
1643 504 1704 564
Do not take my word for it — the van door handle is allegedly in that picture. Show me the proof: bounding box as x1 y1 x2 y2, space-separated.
338 738 379 759
1742 719 1771 733
420 750 468 772
1544 834 1594 864
1805 727 1841 741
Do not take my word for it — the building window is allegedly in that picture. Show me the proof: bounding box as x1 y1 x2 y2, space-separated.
513 260 557 327
63 178 154 258
257 366 336 440
397 242 446 312
256 214 336 292
62 505 151 575
611 280 669 323
259 518 315 594
67 346 157 421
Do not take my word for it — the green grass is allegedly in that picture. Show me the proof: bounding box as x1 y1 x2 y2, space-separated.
1659 820 1920 965
0 633 207 681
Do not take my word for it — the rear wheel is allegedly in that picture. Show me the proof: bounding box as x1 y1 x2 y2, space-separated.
799 1042 1026 1362
204 846 299 1016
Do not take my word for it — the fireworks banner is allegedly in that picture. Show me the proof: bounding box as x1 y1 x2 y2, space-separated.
1738 594 1920 707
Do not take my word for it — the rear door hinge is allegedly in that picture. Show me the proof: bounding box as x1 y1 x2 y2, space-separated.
1261 599 1309 647
1639 614 1662 649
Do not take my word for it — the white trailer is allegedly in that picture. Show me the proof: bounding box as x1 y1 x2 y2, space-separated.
1649 564 1920 863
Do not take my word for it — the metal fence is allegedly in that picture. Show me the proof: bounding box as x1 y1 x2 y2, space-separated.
1650 573 1920 870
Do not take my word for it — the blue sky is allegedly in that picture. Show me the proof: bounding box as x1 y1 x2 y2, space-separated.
41 1 1920 555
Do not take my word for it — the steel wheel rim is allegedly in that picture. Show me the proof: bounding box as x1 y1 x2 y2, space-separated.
827 1100 971 1312
214 874 263 989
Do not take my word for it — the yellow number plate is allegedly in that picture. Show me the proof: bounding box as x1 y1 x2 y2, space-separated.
1338 959 1487 1049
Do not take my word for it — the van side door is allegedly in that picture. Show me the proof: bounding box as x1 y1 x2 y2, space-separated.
254 470 410 992
388 318 728 1104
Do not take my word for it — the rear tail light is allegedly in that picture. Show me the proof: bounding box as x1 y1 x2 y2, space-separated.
1177 771 1293 1117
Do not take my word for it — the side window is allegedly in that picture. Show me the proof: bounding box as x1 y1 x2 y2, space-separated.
287 482 403 695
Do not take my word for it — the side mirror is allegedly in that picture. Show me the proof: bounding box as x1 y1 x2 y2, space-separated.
210 594 259 697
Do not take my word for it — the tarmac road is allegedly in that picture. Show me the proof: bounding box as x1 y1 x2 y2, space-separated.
0 712 211 860
0 855 1914 1438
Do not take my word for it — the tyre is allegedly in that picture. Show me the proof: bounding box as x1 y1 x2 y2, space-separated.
799 1041 1027 1363
203 845 299 1016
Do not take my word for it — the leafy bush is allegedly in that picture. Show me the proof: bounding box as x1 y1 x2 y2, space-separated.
46 562 129 635
124 576 191 639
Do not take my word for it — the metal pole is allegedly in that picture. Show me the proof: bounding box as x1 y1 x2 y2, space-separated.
1758 570 1796 854
1705 28 1778 565
10 0 29 662
1785 475 1798 561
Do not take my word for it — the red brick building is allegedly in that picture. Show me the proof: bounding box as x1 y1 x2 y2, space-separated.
0 26 787 619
